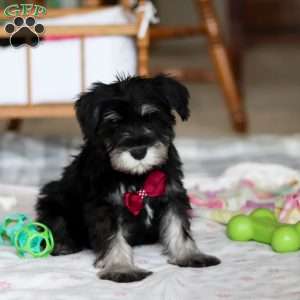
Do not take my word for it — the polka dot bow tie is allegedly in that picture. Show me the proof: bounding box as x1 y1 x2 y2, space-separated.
123 170 166 216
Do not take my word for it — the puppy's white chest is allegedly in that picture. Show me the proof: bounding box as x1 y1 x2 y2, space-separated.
108 184 126 205
144 203 154 227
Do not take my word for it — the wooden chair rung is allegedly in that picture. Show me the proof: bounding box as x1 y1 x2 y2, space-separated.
0 104 75 119
151 25 206 40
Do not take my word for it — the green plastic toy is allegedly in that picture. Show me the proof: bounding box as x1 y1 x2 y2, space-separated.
227 208 300 253
0 213 54 258
14 222 54 258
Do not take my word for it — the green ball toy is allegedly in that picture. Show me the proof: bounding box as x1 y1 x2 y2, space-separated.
14 222 54 258
227 208 300 253
0 214 54 258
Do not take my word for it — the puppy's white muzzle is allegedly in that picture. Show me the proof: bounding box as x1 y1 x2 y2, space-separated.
110 143 168 175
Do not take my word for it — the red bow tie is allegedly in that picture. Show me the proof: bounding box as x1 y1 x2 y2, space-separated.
123 170 166 216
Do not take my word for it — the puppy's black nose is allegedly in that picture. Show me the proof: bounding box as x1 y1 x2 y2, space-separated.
130 146 147 160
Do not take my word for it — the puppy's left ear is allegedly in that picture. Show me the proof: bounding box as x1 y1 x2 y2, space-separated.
153 75 190 121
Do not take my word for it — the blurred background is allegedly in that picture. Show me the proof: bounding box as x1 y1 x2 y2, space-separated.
1 0 300 136
0 0 300 187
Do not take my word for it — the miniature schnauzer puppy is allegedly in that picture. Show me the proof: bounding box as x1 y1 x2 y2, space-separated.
36 75 220 283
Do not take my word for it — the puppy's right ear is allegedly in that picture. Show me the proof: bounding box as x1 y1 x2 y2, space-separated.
75 84 104 140
152 74 190 121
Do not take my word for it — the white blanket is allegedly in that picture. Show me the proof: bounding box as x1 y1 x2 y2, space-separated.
1 164 300 299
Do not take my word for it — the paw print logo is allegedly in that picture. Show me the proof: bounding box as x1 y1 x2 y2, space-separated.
5 16 44 48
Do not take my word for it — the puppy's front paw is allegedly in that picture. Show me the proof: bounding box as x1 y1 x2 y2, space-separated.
170 253 221 268
98 266 152 283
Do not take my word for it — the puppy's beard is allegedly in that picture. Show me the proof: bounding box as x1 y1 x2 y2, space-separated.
110 143 168 175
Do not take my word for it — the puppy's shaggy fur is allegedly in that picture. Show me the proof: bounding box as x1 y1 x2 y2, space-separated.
36 75 220 282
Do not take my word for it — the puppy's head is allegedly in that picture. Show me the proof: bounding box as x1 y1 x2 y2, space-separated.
75 75 190 175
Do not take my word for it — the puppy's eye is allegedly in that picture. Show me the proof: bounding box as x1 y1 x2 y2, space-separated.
106 118 121 127
103 112 121 125
141 105 159 117
142 113 154 121
110 118 119 124
142 110 160 121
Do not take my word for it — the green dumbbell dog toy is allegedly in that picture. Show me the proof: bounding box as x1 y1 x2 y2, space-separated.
227 208 300 253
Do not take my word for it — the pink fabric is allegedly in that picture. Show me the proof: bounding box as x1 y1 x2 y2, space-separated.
189 194 224 209
44 35 79 41
279 191 300 221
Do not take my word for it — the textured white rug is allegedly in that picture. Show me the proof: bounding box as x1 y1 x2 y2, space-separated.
1 133 300 187
1 134 300 299
0 163 300 300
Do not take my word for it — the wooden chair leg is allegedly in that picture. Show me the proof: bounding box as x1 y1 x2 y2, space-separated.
197 0 248 133
137 32 150 76
136 0 149 76
227 0 246 96
7 118 23 131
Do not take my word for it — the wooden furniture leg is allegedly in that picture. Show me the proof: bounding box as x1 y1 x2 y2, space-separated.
136 0 150 76
197 0 247 133
137 33 150 76
227 0 246 96
7 119 23 131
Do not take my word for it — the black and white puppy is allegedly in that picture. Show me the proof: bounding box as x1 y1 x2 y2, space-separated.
36 75 220 283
